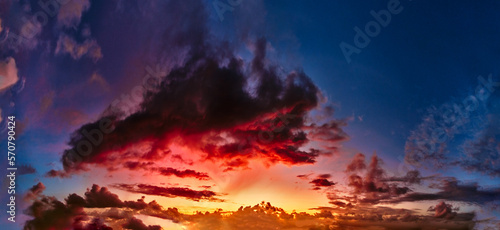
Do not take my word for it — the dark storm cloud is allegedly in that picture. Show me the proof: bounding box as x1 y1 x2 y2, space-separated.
52 35 343 176
111 183 222 202
39 0 350 177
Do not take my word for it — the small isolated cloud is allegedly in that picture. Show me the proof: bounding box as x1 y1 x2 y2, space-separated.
89 72 110 91
39 91 56 114
309 174 336 189
310 178 336 188
18 164 37 175
55 34 102 62
24 182 46 201
57 0 91 28
0 57 19 91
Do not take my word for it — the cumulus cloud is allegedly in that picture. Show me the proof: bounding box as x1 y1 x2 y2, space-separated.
23 182 480 230
0 57 19 91
339 153 413 205
23 192 87 230
38 0 350 179
84 184 124 208
51 35 346 176
23 183 185 229
186 202 333 230
55 34 103 62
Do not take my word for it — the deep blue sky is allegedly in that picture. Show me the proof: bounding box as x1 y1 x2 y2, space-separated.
261 0 500 168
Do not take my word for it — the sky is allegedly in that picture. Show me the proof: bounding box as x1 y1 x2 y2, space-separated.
0 0 499 229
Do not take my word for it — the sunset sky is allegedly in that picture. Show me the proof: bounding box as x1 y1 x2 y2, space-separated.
0 0 499 229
